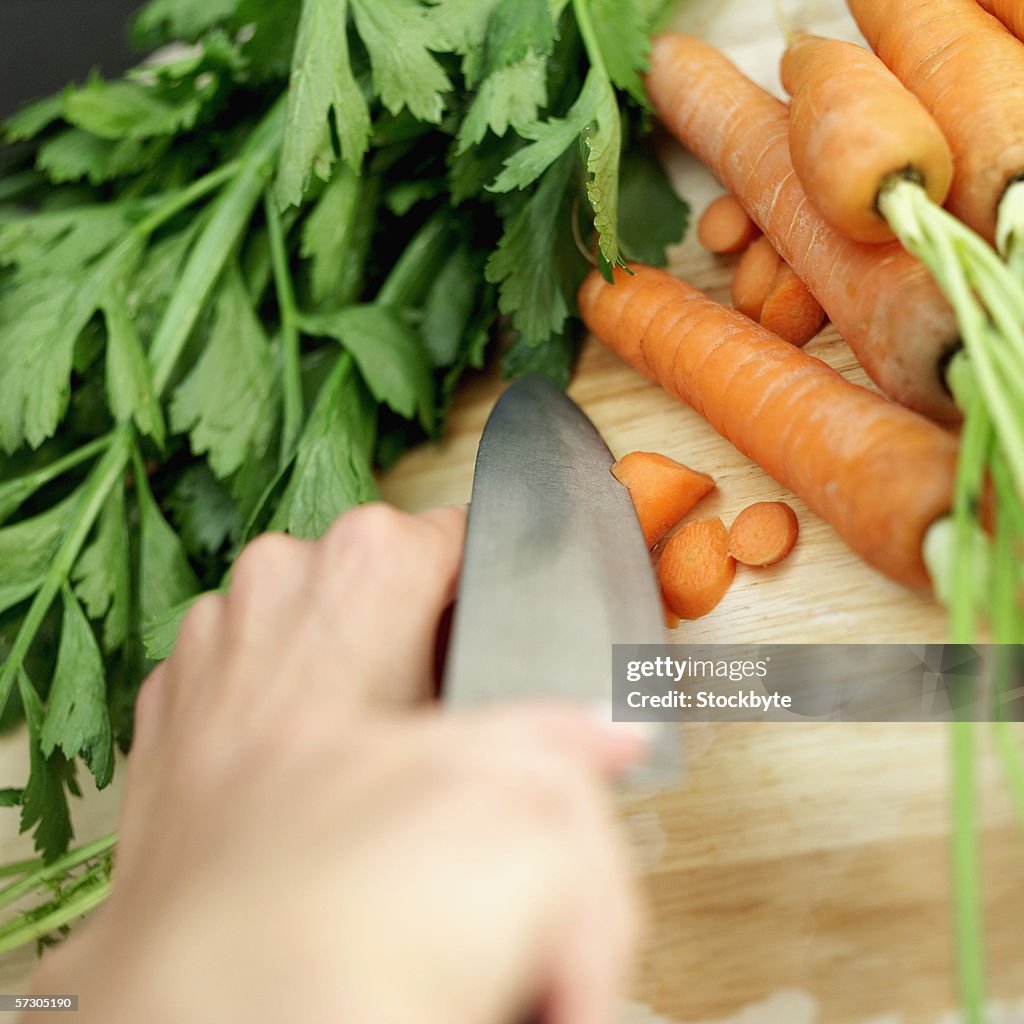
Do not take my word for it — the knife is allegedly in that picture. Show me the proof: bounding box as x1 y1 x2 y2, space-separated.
443 373 680 789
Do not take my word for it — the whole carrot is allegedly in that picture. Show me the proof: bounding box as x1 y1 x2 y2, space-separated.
579 263 959 591
645 33 959 423
847 0 1024 245
781 31 953 244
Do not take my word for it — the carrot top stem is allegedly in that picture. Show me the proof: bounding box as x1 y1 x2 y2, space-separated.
878 177 1024 504
997 179 1024 281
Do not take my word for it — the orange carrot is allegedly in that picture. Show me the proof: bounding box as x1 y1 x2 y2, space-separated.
578 263 959 591
697 195 760 254
611 451 716 547
976 0 1024 40
646 33 959 424
848 0 1024 244
729 501 800 567
659 518 736 620
758 262 826 347
731 236 782 321
781 32 953 244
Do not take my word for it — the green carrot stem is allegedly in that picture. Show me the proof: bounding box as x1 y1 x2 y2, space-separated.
996 178 1024 281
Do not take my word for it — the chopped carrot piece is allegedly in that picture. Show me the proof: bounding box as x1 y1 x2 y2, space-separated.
731 236 782 321
658 518 736 620
697 194 760 254
612 451 716 547
759 263 826 347
728 501 800 567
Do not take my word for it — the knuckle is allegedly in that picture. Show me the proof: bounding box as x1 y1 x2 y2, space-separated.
231 532 304 591
325 503 410 555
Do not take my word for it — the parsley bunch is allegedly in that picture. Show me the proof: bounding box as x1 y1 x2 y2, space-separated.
0 0 687 948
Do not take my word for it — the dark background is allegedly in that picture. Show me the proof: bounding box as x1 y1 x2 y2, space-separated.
1 0 141 117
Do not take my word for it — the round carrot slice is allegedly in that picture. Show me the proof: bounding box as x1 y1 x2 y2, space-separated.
697 194 760 254
658 517 736 620
728 501 800 567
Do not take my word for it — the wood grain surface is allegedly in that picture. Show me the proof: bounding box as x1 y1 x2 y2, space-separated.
2 2 1023 1022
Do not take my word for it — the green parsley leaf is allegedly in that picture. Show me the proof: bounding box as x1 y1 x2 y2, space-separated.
40 588 115 790
581 74 626 274
303 306 434 429
276 0 370 209
17 671 76 863
138 481 200 628
133 0 242 44
585 0 652 105
72 486 131 652
617 149 689 266
102 283 167 448
170 268 277 479
300 165 377 307
485 148 581 344
0 496 77 616
422 247 480 367
36 131 158 186
479 0 557 78
3 94 65 143
488 67 604 193
457 52 548 152
350 0 452 122
167 464 243 556
502 330 575 388
269 357 378 539
63 77 202 141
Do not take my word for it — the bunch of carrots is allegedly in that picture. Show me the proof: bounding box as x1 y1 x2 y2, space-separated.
581 5 1024 1019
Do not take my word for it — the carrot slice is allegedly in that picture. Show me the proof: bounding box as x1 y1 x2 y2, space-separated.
731 236 782 321
658 518 736 620
759 263 826 347
611 451 716 547
728 502 800 567
697 195 760 254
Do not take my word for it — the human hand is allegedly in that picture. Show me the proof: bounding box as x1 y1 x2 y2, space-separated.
29 504 644 1024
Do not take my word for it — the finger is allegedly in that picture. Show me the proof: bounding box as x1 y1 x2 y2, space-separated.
470 704 649 781
316 504 467 706
130 664 169 759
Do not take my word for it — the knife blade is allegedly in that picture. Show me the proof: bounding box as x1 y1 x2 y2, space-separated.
443 373 680 788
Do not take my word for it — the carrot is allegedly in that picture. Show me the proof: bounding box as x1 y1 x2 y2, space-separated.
729 501 800 567
645 33 959 424
781 31 953 244
697 195 759 255
578 263 959 591
611 451 716 547
847 0 1024 245
976 0 1024 41
659 518 736 620
758 262 826 347
731 236 782 321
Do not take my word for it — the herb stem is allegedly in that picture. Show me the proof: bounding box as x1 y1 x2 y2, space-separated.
376 213 451 309
133 160 243 240
264 192 303 462
0 430 132 716
0 433 114 525
571 0 610 80
0 834 116 911
0 870 112 956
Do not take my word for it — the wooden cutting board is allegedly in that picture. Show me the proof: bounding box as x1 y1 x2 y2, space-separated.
2 2 1023 1021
